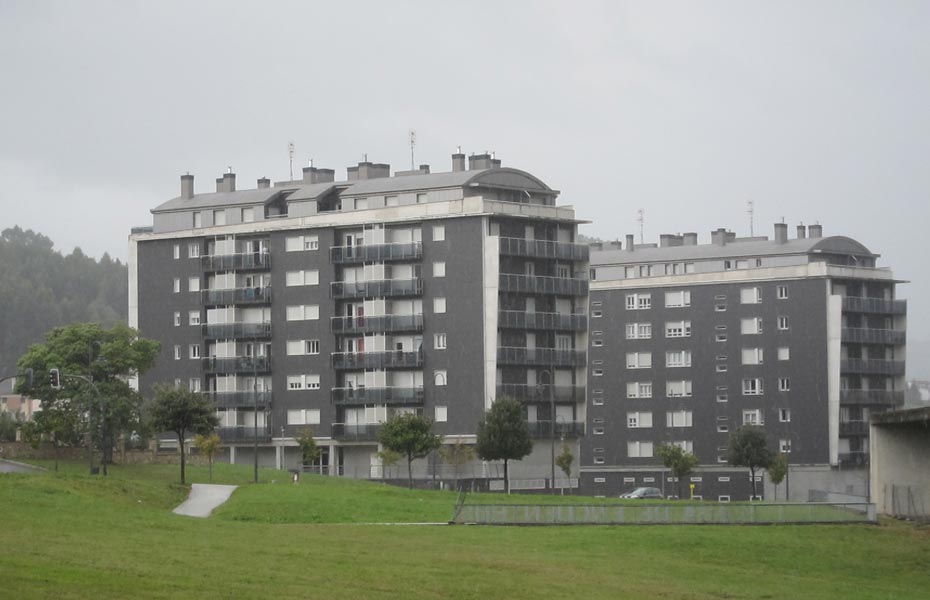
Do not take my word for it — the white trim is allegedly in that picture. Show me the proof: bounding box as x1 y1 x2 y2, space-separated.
826 287 842 466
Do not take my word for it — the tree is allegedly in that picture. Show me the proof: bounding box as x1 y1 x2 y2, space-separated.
295 428 322 474
378 413 442 489
475 396 533 494
768 453 788 501
150 385 219 485
439 438 476 491
728 426 774 499
194 433 222 483
377 448 402 479
656 444 699 499
555 444 575 496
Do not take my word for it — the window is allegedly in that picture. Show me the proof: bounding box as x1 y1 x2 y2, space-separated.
740 287 762 304
779 408 791 423
778 316 790 330
287 409 321 425
189 378 201 392
777 347 790 361
241 207 254 223
717 424 729 433
624 266 636 279
433 262 445 278
434 333 447 350
189 311 201 325
286 235 319 251
193 212 202 228
716 364 728 372
306 340 320 355
666 410 693 427
715 303 727 312
665 291 691 308
286 304 320 321
173 278 180 293
592 310 603 318
433 225 445 241
741 317 763 335
173 311 181 326
287 375 321 391
665 321 691 338
213 209 226 226
625 293 652 310
716 333 728 342
173 244 180 259
188 277 201 292
173 345 181 360
625 323 652 339
592 339 603 347
742 409 764 426
777 285 788 299
716 393 728 403
189 344 201 359
435 406 448 423
665 350 692 368
666 380 692 397
779 439 792 453
286 270 319 286
627 412 653 428
593 457 605 465
592 397 604 406
594 477 606 483
433 297 446 314
626 382 653 398
742 378 764 395
626 352 652 369
627 441 654 458
592 369 604 377
718 476 731 483
741 348 764 365
434 370 447 386
719 496 731 503
188 243 200 258
671 441 694 453
416 193 428 204
287 340 320 355
779 377 791 392
593 427 605 435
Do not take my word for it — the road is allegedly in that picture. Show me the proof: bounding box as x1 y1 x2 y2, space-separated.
0 459 42 473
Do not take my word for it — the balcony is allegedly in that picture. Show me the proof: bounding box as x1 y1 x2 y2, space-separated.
203 390 273 409
331 314 423 335
331 278 423 299
332 387 424 406
201 287 272 306
498 310 587 332
331 423 382 441
201 252 271 272
839 421 870 436
499 273 588 296
201 322 272 340
201 356 272 375
218 425 272 443
332 350 422 370
526 420 585 438
497 384 586 404
842 296 907 315
499 237 589 262
497 347 587 367
840 358 905 376
840 389 905 406
838 451 869 467
841 328 906 345
330 242 422 264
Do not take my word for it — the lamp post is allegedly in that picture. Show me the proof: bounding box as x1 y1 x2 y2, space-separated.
539 368 555 494
253 350 259 484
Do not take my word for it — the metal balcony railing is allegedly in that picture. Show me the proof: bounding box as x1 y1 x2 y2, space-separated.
218 424 273 443
332 351 423 370
839 421 869 436
330 242 422 264
201 286 272 306
331 278 423 299
841 328 906 345
331 387 424 406
331 423 382 441
331 314 423 335
499 237 589 261
201 252 271 271
497 310 587 331
838 451 869 467
201 322 272 340
498 273 588 296
842 296 907 315
203 390 273 409
840 358 905 375
526 420 585 438
840 389 904 406
496 384 586 404
201 356 272 375
497 347 587 367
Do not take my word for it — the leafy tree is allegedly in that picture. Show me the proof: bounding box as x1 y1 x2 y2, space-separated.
555 444 575 496
439 439 476 491
728 426 774 499
194 433 222 483
475 396 533 494
0 411 21 442
656 444 699 499
768 453 789 501
150 385 219 485
378 413 441 488
295 428 322 474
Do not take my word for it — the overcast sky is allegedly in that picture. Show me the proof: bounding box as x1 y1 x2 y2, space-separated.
1 1 928 375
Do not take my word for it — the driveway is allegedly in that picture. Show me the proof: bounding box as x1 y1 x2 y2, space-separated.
173 483 238 517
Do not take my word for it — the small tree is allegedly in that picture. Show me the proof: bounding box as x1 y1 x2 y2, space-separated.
150 385 219 485
475 396 533 494
378 413 442 488
295 428 322 474
194 433 222 483
555 444 575 495
377 448 402 479
728 426 774 499
439 439 476 491
656 444 699 499
768 453 788 501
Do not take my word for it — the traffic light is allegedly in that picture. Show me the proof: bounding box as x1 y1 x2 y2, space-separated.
49 368 61 389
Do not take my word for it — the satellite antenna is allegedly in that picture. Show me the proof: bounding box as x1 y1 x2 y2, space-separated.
409 130 416 170
636 209 645 244
747 200 755 236
288 142 295 181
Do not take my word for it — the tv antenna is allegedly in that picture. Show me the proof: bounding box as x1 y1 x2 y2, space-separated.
747 200 755 236
288 141 295 181
636 209 645 244
409 130 416 170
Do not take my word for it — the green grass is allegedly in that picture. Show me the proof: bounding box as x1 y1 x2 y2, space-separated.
2 461 929 599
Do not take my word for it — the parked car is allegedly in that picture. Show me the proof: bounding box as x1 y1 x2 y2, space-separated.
620 487 663 499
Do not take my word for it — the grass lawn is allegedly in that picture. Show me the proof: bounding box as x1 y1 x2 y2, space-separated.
2 461 929 599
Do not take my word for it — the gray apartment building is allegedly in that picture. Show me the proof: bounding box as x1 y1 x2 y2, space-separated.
129 154 589 485
582 224 906 500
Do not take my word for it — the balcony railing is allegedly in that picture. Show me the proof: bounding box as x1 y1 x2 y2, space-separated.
331 387 424 406
330 242 422 264
201 322 272 340
331 423 382 441
499 237 589 261
332 351 422 370
497 347 587 367
839 421 869 436
840 389 905 406
498 310 587 332
497 384 586 404
499 273 588 296
331 278 423 299
840 358 905 375
203 390 273 409
526 420 585 438
218 425 273 443
331 314 423 335
842 296 907 315
201 356 272 375
838 451 869 467
841 328 906 345
201 252 271 271
201 287 272 306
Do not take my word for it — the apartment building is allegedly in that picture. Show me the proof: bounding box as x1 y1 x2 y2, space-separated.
129 153 589 485
583 224 906 500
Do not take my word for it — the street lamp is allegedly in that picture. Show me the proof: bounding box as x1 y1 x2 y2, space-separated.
538 368 555 494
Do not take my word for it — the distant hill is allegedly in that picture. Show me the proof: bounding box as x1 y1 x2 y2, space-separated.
0 227 127 389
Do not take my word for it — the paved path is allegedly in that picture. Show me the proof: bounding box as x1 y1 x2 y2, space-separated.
0 459 43 473
173 484 238 518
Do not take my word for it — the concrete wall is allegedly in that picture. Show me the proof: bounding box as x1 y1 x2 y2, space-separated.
871 422 930 518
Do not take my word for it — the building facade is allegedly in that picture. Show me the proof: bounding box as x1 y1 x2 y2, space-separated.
582 224 906 500
130 154 589 485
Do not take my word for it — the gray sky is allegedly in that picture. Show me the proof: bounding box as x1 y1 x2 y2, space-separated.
2 1 928 376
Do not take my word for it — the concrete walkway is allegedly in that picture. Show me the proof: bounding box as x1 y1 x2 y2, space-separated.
173 483 238 518
0 459 43 473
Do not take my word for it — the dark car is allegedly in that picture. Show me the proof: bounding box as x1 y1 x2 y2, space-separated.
620 487 663 499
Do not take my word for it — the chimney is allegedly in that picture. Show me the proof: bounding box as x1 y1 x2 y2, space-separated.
625 234 635 252
419 164 430 174
303 166 335 184
797 224 807 239
774 222 788 244
469 153 493 170
809 224 823 238
682 232 698 246
490 158 502 168
351 161 391 180
180 174 194 199
711 228 729 246
257 177 270 189
452 153 466 172
216 171 235 193
659 234 674 248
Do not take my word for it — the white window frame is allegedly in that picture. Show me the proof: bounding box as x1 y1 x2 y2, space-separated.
433 262 446 278
626 352 652 369
742 378 764 395
434 333 447 350
665 321 691 338
664 290 691 308
666 380 692 398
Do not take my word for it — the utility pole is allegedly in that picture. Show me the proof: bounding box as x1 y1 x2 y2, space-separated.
288 141 295 181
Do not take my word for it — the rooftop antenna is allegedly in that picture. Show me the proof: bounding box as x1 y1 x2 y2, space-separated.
409 130 416 170
308 158 313 168
636 209 645 244
364 153 368 162
227 165 232 174
747 200 755 236
456 145 461 154
288 141 295 181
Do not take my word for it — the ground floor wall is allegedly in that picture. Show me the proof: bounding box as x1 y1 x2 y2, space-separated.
871 423 930 518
